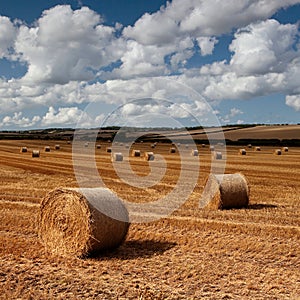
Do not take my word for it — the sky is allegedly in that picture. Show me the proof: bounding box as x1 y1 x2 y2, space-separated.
0 0 300 129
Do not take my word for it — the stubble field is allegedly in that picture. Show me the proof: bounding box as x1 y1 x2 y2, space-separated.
0 139 299 299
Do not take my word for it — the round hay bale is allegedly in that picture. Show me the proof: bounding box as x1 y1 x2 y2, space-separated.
202 173 249 209
84 142 89 148
274 149 282 155
112 152 123 162
44 146 51 152
106 147 112 153
191 149 199 156
239 149 247 155
125 144 129 149
202 144 206 148
212 151 222 160
254 146 261 151
20 147 28 153
210 145 215 151
96 144 101 149
39 188 129 257
150 143 156 149
169 147 176 153
32 150 40 158
282 147 288 152
185 144 189 149
247 144 252 148
55 145 60 150
144 151 155 161
131 149 141 157
67 141 71 144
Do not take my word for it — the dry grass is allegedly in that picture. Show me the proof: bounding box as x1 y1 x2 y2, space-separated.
0 140 299 299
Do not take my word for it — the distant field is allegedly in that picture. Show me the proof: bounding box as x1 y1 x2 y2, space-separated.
0 139 299 299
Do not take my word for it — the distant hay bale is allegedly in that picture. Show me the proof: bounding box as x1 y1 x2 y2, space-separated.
239 149 247 155
96 144 101 149
254 146 261 151
67 141 71 144
274 149 282 155
125 144 129 149
202 144 206 148
282 147 288 152
202 173 249 209
150 143 156 149
177 143 181 147
191 149 199 156
212 151 222 160
144 151 155 161
38 188 129 257
84 142 89 148
55 145 60 150
131 150 141 157
112 152 123 162
44 146 51 152
247 144 252 148
185 144 189 149
169 147 176 153
32 150 40 158
210 145 215 151
119 143 124 146
20 147 28 153
106 147 112 153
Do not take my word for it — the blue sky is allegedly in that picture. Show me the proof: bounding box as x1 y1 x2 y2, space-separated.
0 0 300 129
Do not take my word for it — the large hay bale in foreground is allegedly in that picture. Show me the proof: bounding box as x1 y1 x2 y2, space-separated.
202 173 249 210
20 147 28 153
39 188 129 257
32 150 40 158
112 152 123 162
144 151 155 161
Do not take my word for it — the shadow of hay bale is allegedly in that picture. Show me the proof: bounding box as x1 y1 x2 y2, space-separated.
89 240 177 260
247 204 278 210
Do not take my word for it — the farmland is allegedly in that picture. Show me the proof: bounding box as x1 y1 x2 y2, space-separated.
0 138 299 299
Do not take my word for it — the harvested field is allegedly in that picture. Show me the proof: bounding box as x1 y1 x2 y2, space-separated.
0 139 299 299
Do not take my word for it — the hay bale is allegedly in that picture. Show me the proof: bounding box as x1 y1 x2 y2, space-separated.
274 149 282 155
247 144 252 148
44 146 51 152
20 147 28 153
55 145 60 150
150 143 156 149
144 151 155 161
191 149 199 156
210 145 215 151
239 149 247 155
96 144 101 149
84 142 89 148
32 150 40 158
106 147 112 153
169 147 176 153
254 146 261 151
202 144 206 148
67 141 71 144
38 188 129 257
212 151 222 160
185 144 189 149
282 147 288 152
131 149 141 157
202 173 249 209
125 144 129 149
112 152 123 162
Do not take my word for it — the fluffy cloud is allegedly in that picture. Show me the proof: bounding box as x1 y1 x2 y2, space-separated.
14 5 124 84
41 106 105 128
0 112 40 128
286 95 300 111
0 16 17 58
197 37 218 56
